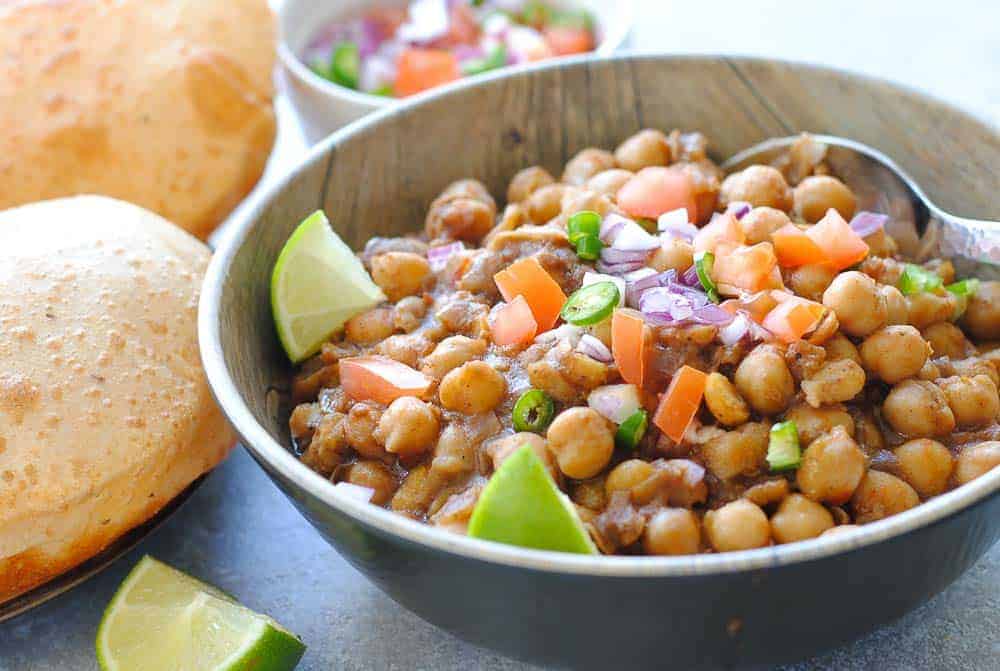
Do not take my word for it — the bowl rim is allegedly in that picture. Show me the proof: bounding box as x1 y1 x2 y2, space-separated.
276 0 636 109
201 53 1000 578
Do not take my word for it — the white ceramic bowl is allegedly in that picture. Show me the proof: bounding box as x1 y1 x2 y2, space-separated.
277 0 634 142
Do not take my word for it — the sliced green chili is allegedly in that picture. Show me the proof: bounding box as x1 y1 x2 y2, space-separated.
636 218 658 234
560 281 619 325
575 235 602 261
767 421 801 472
946 278 980 298
513 389 555 433
567 211 602 244
462 44 507 76
693 251 720 303
329 41 360 89
898 263 943 295
615 409 648 450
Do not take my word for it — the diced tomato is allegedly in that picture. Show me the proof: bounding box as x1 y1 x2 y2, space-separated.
612 309 647 386
772 223 827 267
693 213 745 254
712 242 779 294
339 356 433 405
443 3 480 46
761 297 826 343
616 167 698 221
490 295 538 346
493 256 567 332
543 27 594 56
395 49 461 97
720 290 779 323
805 209 870 270
653 365 707 443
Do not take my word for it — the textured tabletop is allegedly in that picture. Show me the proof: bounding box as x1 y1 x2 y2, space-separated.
2 0 998 669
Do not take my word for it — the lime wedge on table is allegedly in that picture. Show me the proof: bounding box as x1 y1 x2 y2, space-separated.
271 210 386 363
468 446 598 554
96 556 305 671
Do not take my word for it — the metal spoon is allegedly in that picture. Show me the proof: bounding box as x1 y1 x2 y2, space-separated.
723 134 1000 280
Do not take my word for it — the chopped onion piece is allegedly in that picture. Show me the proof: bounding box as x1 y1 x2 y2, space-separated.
397 0 450 43
599 213 633 244
849 211 889 238
577 334 613 362
427 241 465 271
725 201 752 220
534 323 583 345
596 259 645 275
600 246 650 265
583 271 627 307
658 209 698 240
611 220 661 251
483 12 512 36
623 267 658 284
334 482 375 503
588 383 643 424
718 313 750 345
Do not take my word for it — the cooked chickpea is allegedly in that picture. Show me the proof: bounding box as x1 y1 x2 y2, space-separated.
562 148 617 186
784 403 854 446
546 407 615 479
434 178 496 211
859 325 930 384
793 176 857 223
741 207 791 245
801 358 866 408
370 252 432 302
961 280 1000 340
851 470 919 524
649 237 694 273
822 271 888 337
507 166 555 203
770 494 835 543
894 439 954 497
420 335 486 379
643 508 701 555
955 441 1000 485
905 291 956 330
488 432 559 481
824 333 862 365
937 375 1000 428
438 360 506 414
343 460 399 505
613 129 671 172
917 359 942 381
375 396 440 458
881 285 908 325
586 168 634 198
797 426 866 505
922 322 973 359
572 477 607 510
561 188 615 218
701 422 770 479
734 344 795 415
719 165 792 211
345 307 395 344
524 183 567 223
425 198 496 243
704 499 771 552
822 524 859 537
865 228 899 257
605 459 655 497
344 403 385 459
882 379 955 438
704 372 750 427
853 412 885 453
788 263 837 302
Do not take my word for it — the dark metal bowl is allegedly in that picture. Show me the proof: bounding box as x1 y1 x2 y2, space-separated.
199 55 1000 669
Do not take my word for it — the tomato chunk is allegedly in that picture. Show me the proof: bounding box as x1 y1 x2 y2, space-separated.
494 256 567 332
616 167 697 221
805 209 869 270
340 356 433 405
395 49 460 97
693 213 745 255
761 297 826 343
544 27 594 56
712 242 779 294
490 295 538 346
772 223 827 267
612 309 647 386
653 365 707 443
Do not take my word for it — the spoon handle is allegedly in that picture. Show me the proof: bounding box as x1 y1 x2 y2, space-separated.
926 212 1000 280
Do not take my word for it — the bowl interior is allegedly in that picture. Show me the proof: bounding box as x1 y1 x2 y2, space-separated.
206 54 1000 573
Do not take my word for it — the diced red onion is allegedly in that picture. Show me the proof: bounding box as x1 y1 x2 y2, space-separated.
504 25 548 63
398 0 450 43
680 265 700 287
623 267 657 284
596 259 646 275
599 213 633 244
658 209 697 240
358 18 385 57
718 313 750 345
576 334 613 363
427 241 464 271
636 283 734 327
690 303 735 325
849 211 889 238
600 246 650 265
611 220 661 251
583 271 626 307
588 384 642 424
535 323 583 345
483 11 512 37
725 201 752 220
334 482 375 503
452 44 485 62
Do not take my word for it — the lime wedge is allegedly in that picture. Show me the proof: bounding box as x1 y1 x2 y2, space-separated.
271 211 386 363
96 556 305 671
468 445 598 554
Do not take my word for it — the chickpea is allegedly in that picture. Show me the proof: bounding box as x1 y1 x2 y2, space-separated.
923 322 973 359
433 179 496 212
701 422 769 479
851 470 919 524
905 291 956 330
375 396 440 458
882 379 955 438
894 439 953 498
342 460 399 505
605 459 655 497
880 285 908 325
507 166 555 203
438 361 506 414
345 307 395 344
420 335 486 380
649 237 695 273
425 198 496 243
824 333 862 365
488 432 559 482
859 325 930 384
937 375 1000 428
370 252 432 302
770 494 835 544
801 358 866 408
797 426 866 504
546 407 615 479
955 441 1000 485
793 176 857 223
853 412 885 454
943 356 1000 387
741 207 791 245
561 188 615 218
788 263 837 302
866 228 899 258
390 464 433 515
586 168 634 198
822 524 859 537
918 359 942 381
719 165 793 211
704 499 771 552
743 478 791 507
562 148 617 186
525 184 567 223
822 271 888 337
784 403 854 446
613 129 671 172
344 403 385 459
734 344 795 415
643 508 701 555
572 477 607 510
704 372 750 427
961 280 1000 340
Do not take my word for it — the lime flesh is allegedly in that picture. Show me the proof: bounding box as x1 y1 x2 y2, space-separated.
468 446 598 554
271 210 386 363
96 556 305 671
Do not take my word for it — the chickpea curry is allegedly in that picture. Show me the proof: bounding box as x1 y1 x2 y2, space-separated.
284 130 1000 556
